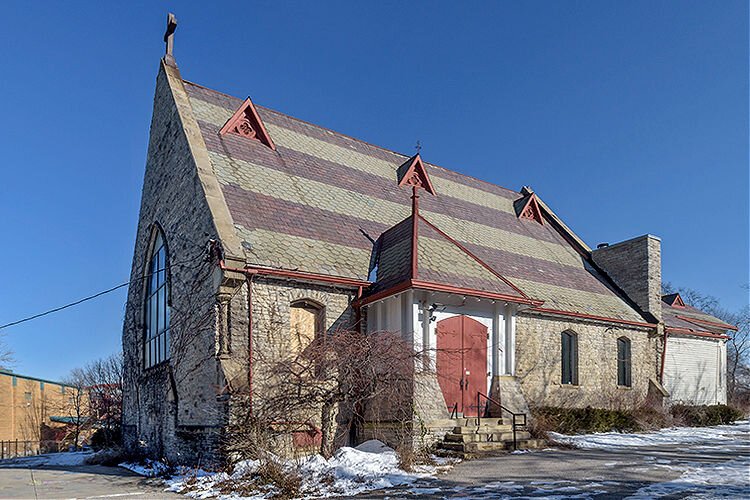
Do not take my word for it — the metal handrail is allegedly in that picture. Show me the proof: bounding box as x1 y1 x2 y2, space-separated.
448 402 459 419
475 391 527 451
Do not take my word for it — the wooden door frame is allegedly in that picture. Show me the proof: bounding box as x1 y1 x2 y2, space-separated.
436 314 488 416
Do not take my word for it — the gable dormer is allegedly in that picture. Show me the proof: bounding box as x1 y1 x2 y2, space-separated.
515 192 544 225
219 97 276 150
663 293 686 308
396 154 436 195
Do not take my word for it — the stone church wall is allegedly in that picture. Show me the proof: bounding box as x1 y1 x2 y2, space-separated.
244 279 357 444
514 314 659 409
122 62 226 464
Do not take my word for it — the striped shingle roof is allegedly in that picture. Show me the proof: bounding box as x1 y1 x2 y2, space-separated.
662 295 737 336
183 80 645 322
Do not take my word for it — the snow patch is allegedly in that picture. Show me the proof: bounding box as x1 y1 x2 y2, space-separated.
0 450 93 467
354 438 393 454
550 420 750 450
164 440 455 498
627 455 750 499
119 459 172 477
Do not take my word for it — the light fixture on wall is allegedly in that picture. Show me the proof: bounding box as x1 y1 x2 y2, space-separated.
428 303 447 322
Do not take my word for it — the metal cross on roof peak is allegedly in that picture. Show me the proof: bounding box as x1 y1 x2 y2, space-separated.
415 140 422 155
164 13 178 57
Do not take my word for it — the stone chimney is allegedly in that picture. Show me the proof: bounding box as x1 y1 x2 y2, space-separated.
591 234 662 322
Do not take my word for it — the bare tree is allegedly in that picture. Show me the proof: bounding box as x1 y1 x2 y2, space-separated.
0 332 13 370
56 372 89 450
70 353 124 447
227 329 418 459
55 353 124 450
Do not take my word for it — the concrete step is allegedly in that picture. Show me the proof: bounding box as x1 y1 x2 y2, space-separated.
437 436 547 458
444 431 531 443
453 425 514 434
458 417 505 426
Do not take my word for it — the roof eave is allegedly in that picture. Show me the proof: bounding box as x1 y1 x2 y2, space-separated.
357 279 543 308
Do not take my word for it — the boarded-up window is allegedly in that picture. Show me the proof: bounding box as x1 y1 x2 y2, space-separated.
290 300 324 353
561 330 578 385
617 337 632 387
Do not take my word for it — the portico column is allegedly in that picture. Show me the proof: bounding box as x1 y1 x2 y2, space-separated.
492 302 502 377
504 303 515 375
421 301 431 370
488 302 505 417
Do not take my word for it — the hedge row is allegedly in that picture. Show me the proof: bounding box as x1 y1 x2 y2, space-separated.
532 404 744 435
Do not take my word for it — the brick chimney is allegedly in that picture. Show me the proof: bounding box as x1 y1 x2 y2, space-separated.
591 234 662 322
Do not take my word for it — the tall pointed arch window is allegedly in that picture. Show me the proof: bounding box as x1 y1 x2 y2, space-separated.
561 330 578 385
617 337 632 387
145 229 170 368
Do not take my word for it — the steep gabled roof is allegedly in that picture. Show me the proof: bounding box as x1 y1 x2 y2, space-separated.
370 212 531 303
181 79 647 322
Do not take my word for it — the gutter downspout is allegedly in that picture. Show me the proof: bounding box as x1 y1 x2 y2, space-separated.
354 285 363 333
246 274 254 415
660 327 668 383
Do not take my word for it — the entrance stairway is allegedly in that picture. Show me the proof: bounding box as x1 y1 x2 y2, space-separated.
436 417 545 458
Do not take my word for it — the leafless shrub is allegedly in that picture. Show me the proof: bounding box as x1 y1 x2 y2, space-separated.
223 328 419 463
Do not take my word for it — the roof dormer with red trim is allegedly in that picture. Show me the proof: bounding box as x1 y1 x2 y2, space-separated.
515 192 544 225
219 97 276 150
663 293 686 308
396 154 436 195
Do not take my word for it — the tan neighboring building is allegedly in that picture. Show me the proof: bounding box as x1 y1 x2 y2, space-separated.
0 370 77 454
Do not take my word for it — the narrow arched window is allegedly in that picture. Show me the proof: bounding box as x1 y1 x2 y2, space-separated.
617 337 632 387
561 330 578 385
145 229 170 368
290 299 325 353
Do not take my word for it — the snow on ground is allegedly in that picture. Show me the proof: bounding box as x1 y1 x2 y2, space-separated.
546 420 750 499
549 419 750 450
0 450 93 467
628 454 750 499
123 422 750 498
126 439 457 499
119 458 173 477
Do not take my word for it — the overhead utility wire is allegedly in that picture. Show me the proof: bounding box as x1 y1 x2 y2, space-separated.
0 282 131 331
0 257 205 332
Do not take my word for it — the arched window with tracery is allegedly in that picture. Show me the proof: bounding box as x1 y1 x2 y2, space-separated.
144 228 170 368
290 299 325 353
561 330 578 385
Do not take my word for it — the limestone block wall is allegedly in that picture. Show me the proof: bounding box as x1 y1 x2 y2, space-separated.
245 279 357 439
122 62 225 463
249 279 355 363
591 235 663 322
515 314 659 409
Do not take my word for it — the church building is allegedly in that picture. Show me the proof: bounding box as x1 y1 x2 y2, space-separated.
121 19 735 462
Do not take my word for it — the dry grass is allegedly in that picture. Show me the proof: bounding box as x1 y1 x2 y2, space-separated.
397 445 437 472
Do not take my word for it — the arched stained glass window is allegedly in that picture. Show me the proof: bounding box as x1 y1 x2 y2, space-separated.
145 230 170 368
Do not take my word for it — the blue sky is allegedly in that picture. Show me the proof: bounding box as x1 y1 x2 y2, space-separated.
0 1 747 381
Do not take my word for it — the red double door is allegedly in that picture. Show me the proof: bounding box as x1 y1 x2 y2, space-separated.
436 315 488 417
